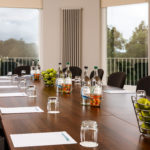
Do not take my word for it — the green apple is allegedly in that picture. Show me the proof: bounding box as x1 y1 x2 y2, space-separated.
141 111 150 122
49 73 54 77
139 113 143 121
49 68 54 72
46 80 51 85
135 103 139 109
144 99 150 110
137 98 150 109
141 123 150 134
46 69 51 73
44 74 49 79
41 71 46 76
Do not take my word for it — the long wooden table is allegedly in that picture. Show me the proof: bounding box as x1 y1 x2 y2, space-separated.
0 81 150 150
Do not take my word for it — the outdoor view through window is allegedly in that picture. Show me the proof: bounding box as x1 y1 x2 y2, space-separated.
107 3 148 85
0 8 39 57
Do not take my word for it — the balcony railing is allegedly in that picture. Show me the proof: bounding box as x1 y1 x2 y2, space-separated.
0 57 38 76
107 58 148 85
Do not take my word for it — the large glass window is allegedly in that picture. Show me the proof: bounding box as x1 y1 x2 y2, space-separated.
0 8 39 57
107 3 148 85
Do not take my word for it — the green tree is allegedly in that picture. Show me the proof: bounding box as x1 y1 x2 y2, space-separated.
0 38 38 57
125 21 148 57
107 26 126 57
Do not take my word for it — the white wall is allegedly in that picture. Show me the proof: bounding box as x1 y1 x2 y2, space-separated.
41 0 101 73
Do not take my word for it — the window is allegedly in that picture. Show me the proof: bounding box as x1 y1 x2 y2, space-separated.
0 8 39 57
107 3 148 85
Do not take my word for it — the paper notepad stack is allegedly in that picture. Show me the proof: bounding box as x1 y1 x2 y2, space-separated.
0 92 27 97
0 106 44 114
103 90 135 94
10 131 77 147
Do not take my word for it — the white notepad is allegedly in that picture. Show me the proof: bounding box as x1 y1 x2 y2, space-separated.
0 106 44 114
0 76 11 80
104 90 135 94
0 86 18 89
0 92 27 97
10 131 77 148
0 80 11 82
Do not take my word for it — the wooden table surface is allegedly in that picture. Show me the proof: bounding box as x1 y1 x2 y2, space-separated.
0 81 150 150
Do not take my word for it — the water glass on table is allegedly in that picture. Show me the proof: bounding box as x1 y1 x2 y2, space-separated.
21 70 26 76
47 97 59 114
18 77 27 89
7 71 12 76
80 120 98 148
26 85 37 98
11 74 19 83
74 76 81 84
136 90 146 100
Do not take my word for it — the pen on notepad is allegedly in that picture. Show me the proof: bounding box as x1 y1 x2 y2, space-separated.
35 107 40 111
61 132 70 141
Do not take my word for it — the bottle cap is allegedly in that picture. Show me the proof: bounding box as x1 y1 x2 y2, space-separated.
84 66 88 69
59 63 62 65
94 66 98 69
66 62 70 65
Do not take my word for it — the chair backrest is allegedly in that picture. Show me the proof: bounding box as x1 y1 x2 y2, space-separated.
90 69 104 80
0 136 4 150
14 66 30 76
107 72 126 88
63 66 82 78
136 76 150 96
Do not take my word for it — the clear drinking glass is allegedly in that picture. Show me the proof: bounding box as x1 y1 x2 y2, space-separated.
7 71 12 80
18 78 27 89
47 97 59 114
11 74 19 83
136 90 146 100
7 71 12 76
80 120 98 148
26 85 37 97
75 76 81 84
21 70 26 76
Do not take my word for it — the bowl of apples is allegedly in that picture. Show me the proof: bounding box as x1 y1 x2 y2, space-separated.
41 68 56 87
132 97 150 136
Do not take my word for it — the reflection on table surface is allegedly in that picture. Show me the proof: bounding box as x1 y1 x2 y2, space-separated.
0 81 150 150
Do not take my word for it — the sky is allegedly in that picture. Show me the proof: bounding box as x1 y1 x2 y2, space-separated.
107 3 148 40
0 3 147 45
0 8 39 44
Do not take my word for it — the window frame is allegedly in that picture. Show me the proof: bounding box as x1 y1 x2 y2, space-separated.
100 1 150 84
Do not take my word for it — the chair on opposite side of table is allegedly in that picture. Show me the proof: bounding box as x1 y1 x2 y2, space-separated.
90 69 104 80
0 136 5 150
136 76 150 96
63 66 82 78
0 127 7 150
14 66 30 76
107 72 126 89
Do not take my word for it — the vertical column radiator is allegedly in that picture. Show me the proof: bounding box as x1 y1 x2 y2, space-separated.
61 8 82 68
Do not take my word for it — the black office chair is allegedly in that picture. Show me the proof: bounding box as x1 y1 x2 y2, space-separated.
14 66 30 76
107 72 126 88
90 69 104 80
63 66 82 78
136 76 150 96
0 127 6 150
0 136 4 150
